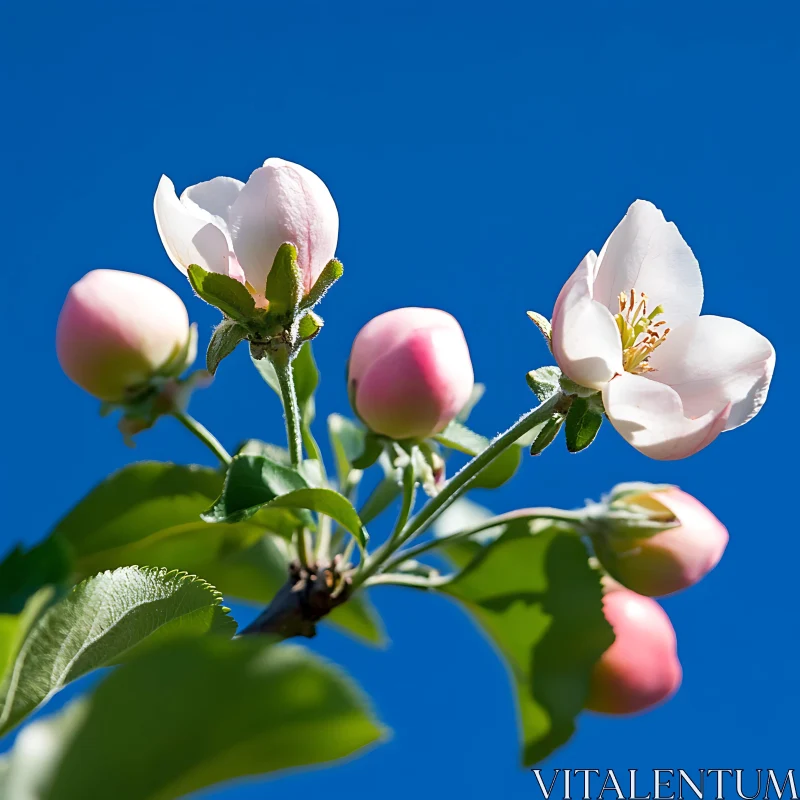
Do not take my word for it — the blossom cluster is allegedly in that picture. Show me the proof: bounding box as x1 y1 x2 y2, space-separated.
56 156 774 716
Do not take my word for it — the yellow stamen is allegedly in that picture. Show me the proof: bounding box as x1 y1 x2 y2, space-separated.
613 289 670 374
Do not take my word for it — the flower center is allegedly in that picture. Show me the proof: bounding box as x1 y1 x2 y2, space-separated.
614 290 670 374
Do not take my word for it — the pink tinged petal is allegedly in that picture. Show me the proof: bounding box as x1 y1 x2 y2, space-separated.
180 176 244 241
586 587 682 715
592 200 703 329
56 269 190 402
349 308 474 440
597 487 729 597
647 315 775 431
348 307 459 386
603 372 731 460
154 175 231 277
551 251 623 391
229 158 339 294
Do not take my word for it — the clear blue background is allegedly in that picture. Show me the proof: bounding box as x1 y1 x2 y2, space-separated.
2 0 798 796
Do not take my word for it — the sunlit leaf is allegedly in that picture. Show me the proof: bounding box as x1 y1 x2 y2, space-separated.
0 567 234 736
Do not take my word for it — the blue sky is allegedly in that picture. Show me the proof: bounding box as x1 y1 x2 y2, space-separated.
3 0 798 797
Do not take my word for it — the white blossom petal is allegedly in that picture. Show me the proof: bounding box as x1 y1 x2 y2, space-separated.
603 372 731 461
180 177 244 242
230 158 338 294
592 200 703 330
647 315 775 431
154 175 230 276
551 251 623 391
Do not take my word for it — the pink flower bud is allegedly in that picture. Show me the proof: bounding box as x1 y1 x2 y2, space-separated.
57 270 191 402
593 487 728 597
348 308 475 440
587 585 682 715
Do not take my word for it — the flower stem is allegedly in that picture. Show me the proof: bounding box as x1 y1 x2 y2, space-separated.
271 352 303 469
172 411 232 467
362 572 451 590
380 507 585 574
351 392 569 589
387 464 417 549
295 528 310 569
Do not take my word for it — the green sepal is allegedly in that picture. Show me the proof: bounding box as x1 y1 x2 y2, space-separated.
525 366 562 402
529 414 566 456
352 433 384 470
157 323 198 378
559 374 601 398
206 319 249 375
564 395 604 453
301 258 344 309
298 310 324 341
187 264 256 321
264 243 303 317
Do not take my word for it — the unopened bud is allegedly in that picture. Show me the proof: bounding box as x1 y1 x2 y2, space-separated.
348 308 474 440
586 583 682 715
57 270 192 402
590 483 728 597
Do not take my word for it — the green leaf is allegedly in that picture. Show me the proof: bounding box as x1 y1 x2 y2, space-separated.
529 414 566 455
236 438 291 463
327 594 387 647
205 456 368 548
438 523 613 765
187 264 256 320
564 395 604 453
42 638 385 800
358 475 402 525
525 366 562 403
195 534 291 606
206 318 249 375
264 243 303 315
433 497 499 568
0 589 55 689
50 462 298 573
328 413 367 486
0 699 88 800
351 433 384 470
456 383 485 422
52 462 223 560
301 258 344 309
0 538 72 614
267 489 368 549
293 341 320 423
0 567 235 736
55 462 299 585
203 454 310 524
435 421 523 490
298 309 324 340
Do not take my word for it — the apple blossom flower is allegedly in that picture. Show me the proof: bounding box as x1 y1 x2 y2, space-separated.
57 270 192 402
154 158 338 303
592 486 728 597
586 584 682 715
348 308 475 440
551 200 775 460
